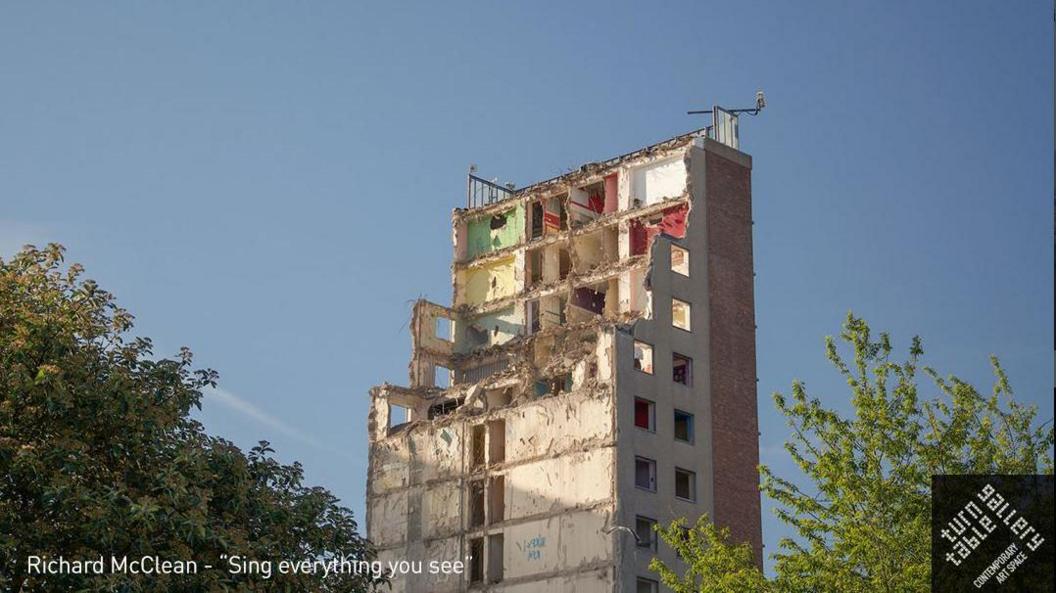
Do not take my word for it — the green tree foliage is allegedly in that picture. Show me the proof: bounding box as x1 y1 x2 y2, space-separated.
650 312 1053 593
649 517 772 593
0 245 381 592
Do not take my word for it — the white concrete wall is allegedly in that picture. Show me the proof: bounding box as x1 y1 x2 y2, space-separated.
630 156 686 206
498 569 611 593
368 385 619 593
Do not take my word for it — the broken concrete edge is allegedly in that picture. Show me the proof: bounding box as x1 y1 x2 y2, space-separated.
451 194 690 274
369 156 694 444
449 126 709 222
371 321 618 439
447 152 692 339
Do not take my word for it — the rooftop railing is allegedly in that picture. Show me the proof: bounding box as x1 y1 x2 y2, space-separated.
467 174 516 209
464 126 716 210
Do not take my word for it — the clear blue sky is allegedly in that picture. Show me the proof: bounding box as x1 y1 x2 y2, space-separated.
2 0 1052 573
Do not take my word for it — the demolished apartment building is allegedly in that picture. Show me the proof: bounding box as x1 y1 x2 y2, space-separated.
367 126 762 593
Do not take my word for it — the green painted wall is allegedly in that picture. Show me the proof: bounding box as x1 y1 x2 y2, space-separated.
465 204 524 258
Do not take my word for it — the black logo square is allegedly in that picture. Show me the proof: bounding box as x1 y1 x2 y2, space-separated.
932 475 1053 592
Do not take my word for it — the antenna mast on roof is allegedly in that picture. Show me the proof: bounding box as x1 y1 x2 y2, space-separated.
687 90 766 150
687 90 766 117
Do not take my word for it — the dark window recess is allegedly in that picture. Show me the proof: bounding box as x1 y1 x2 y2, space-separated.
487 534 504 583
635 457 656 491
428 398 463 419
636 577 659 593
471 425 486 469
634 398 654 431
535 374 572 397
558 249 572 279
488 475 505 524
469 538 484 582
528 300 541 333
673 353 692 385
469 481 485 527
572 286 606 314
531 202 544 239
467 324 489 345
675 468 696 501
630 219 649 256
488 420 506 464
534 380 548 397
674 410 694 443
528 251 543 286
490 214 507 230
636 515 657 551
560 374 573 393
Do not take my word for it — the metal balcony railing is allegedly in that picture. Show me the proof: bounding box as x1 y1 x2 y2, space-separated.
467 174 516 209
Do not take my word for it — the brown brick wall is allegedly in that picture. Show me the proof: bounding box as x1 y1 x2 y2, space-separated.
705 149 763 564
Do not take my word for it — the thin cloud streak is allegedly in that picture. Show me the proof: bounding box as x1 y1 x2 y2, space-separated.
205 386 352 460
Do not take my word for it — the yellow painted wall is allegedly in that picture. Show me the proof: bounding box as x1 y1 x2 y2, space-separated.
459 256 517 306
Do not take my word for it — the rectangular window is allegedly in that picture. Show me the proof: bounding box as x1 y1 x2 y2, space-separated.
469 480 486 527
428 398 462 419
636 577 659 593
635 515 658 551
634 398 655 431
471 424 486 469
469 537 484 582
530 201 544 239
635 457 657 491
488 475 505 524
435 364 452 388
675 467 696 501
487 534 504 583
527 249 542 289
435 316 452 341
388 404 409 429
558 247 572 280
633 340 654 374
488 419 506 464
673 353 692 386
672 299 691 331
671 244 689 276
674 410 694 444
544 195 568 233
527 299 540 334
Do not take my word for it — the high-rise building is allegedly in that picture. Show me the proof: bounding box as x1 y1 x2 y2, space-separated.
367 125 761 593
